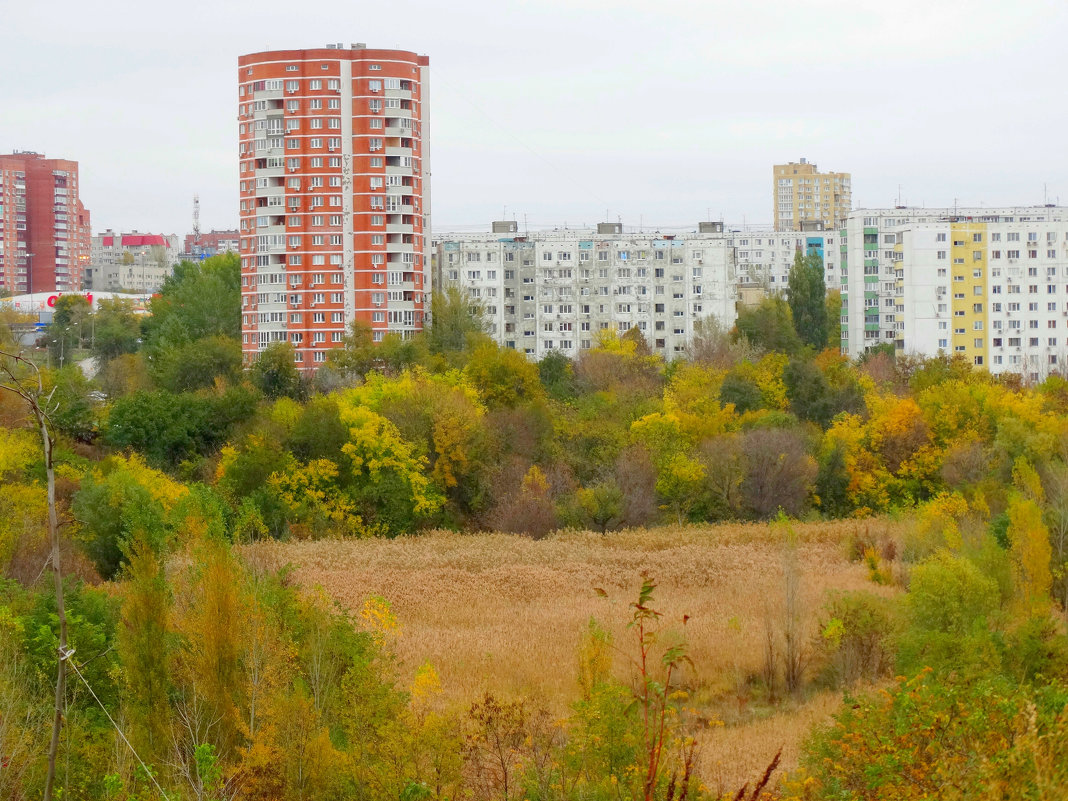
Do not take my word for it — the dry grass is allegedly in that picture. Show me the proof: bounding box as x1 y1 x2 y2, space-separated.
242 519 902 789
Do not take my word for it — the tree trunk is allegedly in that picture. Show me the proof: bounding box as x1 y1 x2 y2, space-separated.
39 403 67 801
0 352 68 801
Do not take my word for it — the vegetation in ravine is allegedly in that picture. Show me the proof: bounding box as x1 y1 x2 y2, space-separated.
0 251 1067 799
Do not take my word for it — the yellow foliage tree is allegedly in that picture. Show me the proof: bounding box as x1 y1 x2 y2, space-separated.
733 353 790 411
268 458 370 538
663 363 736 441
1007 494 1053 617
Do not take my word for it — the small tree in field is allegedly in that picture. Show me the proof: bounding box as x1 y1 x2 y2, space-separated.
594 575 696 801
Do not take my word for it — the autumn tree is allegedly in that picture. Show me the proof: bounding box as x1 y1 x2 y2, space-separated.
687 314 761 368
824 289 843 350
1007 459 1053 617
171 529 246 762
464 342 545 409
740 428 816 519
116 536 172 763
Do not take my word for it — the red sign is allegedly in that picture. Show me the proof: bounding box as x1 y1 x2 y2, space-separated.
46 293 93 307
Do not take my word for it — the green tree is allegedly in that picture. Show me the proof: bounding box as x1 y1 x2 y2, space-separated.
104 385 257 470
719 368 763 413
326 323 424 382
73 455 184 577
427 286 485 356
325 320 378 380
783 358 835 427
91 298 141 361
44 364 97 441
45 294 91 365
538 350 576 401
288 396 349 464
150 334 243 394
815 442 851 518
734 296 802 355
786 249 828 349
142 254 241 347
898 551 1001 677
251 341 305 400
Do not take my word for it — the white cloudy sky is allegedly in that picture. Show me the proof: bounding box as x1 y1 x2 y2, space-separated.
2 0 1066 234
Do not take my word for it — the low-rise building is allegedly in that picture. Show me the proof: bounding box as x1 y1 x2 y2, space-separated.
88 230 181 292
183 229 239 259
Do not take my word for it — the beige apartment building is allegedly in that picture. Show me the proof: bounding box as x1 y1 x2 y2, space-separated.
774 158 851 232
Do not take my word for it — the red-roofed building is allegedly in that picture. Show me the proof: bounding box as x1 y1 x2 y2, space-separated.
184 229 239 259
0 151 91 293
89 229 181 292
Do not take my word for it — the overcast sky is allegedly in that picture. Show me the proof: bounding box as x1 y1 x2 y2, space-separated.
3 0 1066 235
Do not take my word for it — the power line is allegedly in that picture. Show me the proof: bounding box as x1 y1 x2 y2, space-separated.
63 648 171 801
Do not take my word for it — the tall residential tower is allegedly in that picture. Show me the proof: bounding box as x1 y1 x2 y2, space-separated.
0 152 91 294
774 158 851 232
238 44 430 368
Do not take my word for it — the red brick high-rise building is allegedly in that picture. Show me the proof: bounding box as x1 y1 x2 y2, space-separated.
238 44 430 368
0 152 91 294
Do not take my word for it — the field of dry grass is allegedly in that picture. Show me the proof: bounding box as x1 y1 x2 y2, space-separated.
243 519 902 789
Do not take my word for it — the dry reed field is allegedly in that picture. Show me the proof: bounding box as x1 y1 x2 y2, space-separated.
243 519 902 789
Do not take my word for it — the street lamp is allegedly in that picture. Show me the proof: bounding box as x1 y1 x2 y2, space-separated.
59 326 70 367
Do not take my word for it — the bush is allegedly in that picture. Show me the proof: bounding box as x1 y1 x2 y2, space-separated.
783 672 1068 800
815 591 899 687
897 551 1002 677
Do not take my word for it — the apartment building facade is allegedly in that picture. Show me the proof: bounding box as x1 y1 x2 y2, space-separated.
434 222 736 358
774 158 851 233
88 230 181 292
0 152 91 294
889 211 1068 382
238 44 430 368
834 207 1068 377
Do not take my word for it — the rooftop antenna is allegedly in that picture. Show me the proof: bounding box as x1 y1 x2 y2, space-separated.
192 194 201 243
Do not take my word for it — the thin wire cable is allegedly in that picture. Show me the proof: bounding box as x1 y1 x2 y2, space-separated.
65 654 171 800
